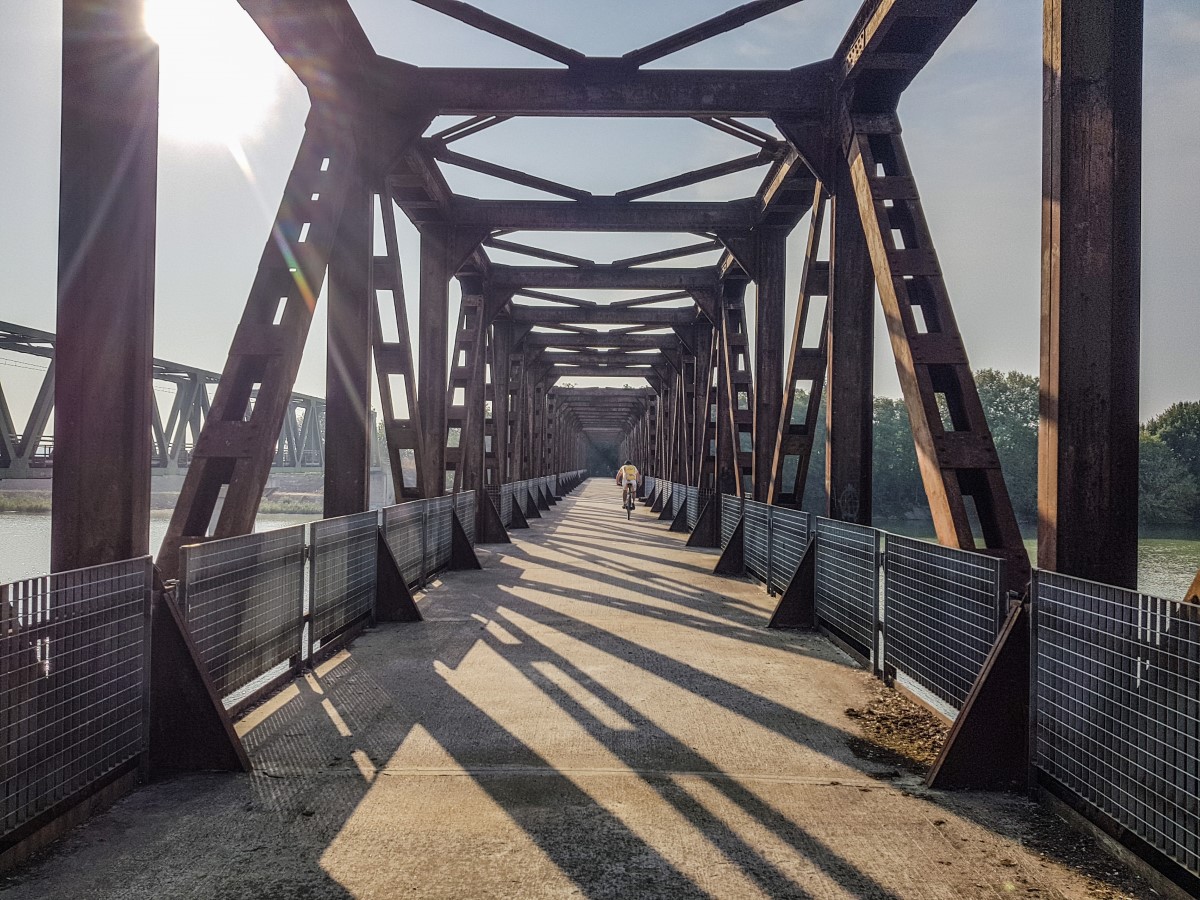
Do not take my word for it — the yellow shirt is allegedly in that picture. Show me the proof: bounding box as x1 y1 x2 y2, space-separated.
618 465 639 485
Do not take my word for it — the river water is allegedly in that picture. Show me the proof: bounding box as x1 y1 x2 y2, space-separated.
0 511 317 585
2 511 1197 599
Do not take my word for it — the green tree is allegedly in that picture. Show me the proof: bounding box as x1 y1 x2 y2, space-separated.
1145 401 1200 488
974 369 1039 524
1139 431 1200 525
872 396 927 519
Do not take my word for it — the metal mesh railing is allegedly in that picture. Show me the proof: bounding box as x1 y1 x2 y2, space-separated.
179 526 306 700
425 495 454 573
660 481 672 515
720 494 742 550
2 558 151 843
883 535 1004 713
1033 571 1200 880
743 500 771 584
767 506 810 596
672 482 685 518
383 500 426 587
455 490 476 545
686 485 700 530
500 483 514 526
814 517 880 659
310 511 378 649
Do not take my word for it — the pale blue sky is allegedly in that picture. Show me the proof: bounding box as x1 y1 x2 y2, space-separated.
1 0 1198 430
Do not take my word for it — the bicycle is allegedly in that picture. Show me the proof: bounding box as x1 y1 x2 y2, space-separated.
623 484 636 520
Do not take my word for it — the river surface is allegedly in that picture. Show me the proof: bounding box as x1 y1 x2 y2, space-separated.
0 511 318 585
2 511 1197 600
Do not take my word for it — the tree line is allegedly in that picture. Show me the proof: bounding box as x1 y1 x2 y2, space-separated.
797 371 1200 527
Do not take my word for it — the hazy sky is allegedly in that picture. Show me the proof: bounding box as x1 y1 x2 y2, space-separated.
1 0 1198 432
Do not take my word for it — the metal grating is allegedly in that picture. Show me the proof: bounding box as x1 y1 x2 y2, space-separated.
383 500 426 587
743 500 770 584
884 535 1004 713
310 510 378 648
686 485 700 530
500 483 513 527
455 490 476 545
179 526 306 699
768 507 810 596
2 558 151 843
720 494 742 550
673 483 685 518
1033 572 1200 881
814 517 880 659
425 495 455 574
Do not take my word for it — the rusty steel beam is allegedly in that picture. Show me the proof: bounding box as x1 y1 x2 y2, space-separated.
522 333 679 349
1039 0 1142 589
382 60 836 118
512 307 697 326
53 0 158 572
491 265 718 292
826 155 874 523
837 0 977 111
623 0 807 68
448 197 762 232
323 168 374 517
409 0 586 67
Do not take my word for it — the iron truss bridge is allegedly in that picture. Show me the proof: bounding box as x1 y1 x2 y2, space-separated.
0 320 326 479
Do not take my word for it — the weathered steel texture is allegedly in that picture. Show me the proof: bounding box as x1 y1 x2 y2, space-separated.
717 278 755 497
52 0 158 573
382 61 836 118
837 0 978 112
157 113 356 579
324 169 374 518
1038 0 1142 589
417 225 487 498
492 265 718 293
769 185 830 507
826 155 875 525
846 116 1029 591
374 188 425 500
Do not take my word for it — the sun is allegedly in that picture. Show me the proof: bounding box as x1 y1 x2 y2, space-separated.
144 0 284 145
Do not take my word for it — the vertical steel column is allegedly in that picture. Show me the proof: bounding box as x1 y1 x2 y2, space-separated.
53 0 158 572
827 158 874 524
323 169 373 517
490 319 512 484
1040 0 1142 588
753 230 788 502
693 321 715 489
457 274 487 494
715 288 736 495
418 227 452 498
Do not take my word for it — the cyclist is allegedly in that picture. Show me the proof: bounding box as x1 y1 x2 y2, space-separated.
615 460 640 512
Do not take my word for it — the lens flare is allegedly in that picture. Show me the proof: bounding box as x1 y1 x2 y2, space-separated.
144 0 283 145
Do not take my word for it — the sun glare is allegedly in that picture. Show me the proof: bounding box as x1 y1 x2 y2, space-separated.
144 0 282 145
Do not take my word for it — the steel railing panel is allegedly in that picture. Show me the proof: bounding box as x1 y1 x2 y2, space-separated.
720 494 742 550
179 526 305 699
883 535 1004 714
661 482 672 513
744 500 771 584
814 517 880 658
686 486 700 530
310 511 378 648
382 501 426 588
672 483 685 518
2 558 151 842
425 495 454 575
1033 572 1200 880
768 507 810 596
455 490 476 545
500 483 513 527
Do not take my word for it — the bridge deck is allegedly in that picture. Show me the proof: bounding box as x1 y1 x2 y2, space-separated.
3 482 1138 898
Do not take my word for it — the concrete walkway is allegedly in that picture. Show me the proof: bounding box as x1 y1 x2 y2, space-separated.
1 481 1149 898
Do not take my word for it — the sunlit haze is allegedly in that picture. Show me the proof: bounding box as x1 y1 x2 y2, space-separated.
144 0 283 145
